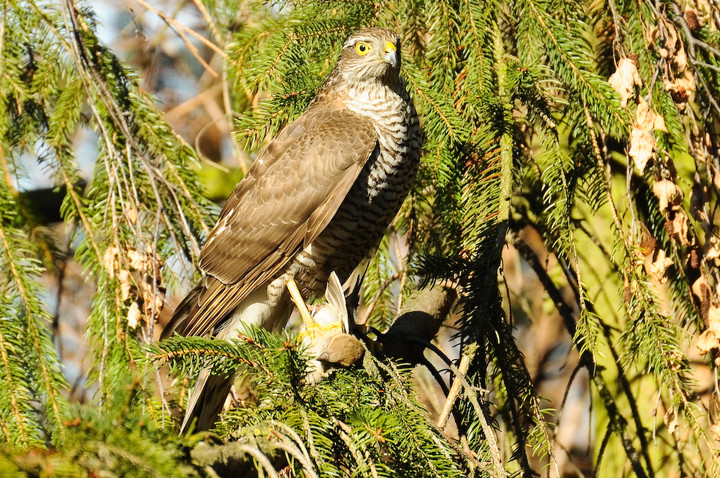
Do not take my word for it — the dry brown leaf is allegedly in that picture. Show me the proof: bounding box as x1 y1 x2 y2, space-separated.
688 246 701 270
706 235 720 265
127 302 141 329
665 70 696 107
630 99 669 173
692 275 713 323
711 421 720 442
128 249 145 270
696 329 719 354
637 225 657 257
696 0 717 30
637 97 668 132
672 42 689 73
662 22 688 71
697 308 720 354
144 245 164 269
623 275 633 304
664 407 679 435
647 248 674 283
647 25 660 45
652 20 696 108
125 207 138 225
609 58 641 107
118 269 132 301
653 179 684 211
711 161 720 191
710 306 720 331
143 293 165 317
666 211 690 245
103 246 120 274
658 22 677 59
629 128 655 173
692 275 711 301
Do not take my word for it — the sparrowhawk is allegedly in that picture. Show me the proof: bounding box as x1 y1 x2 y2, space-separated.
162 27 421 432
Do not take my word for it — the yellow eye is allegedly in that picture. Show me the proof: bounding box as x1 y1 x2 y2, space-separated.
355 42 371 55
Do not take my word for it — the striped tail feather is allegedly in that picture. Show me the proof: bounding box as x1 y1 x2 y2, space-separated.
180 369 235 433
160 284 202 341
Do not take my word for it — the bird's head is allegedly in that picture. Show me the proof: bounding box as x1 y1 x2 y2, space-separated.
336 27 401 84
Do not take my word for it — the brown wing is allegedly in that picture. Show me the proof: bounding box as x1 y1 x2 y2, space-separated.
169 109 378 338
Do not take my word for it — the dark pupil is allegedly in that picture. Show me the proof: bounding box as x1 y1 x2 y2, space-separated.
359 44 366 52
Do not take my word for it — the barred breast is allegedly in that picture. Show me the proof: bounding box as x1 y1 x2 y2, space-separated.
288 78 421 298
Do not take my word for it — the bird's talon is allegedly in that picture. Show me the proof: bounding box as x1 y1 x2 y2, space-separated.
298 320 343 341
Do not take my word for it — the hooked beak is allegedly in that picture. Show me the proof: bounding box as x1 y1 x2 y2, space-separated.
384 41 398 68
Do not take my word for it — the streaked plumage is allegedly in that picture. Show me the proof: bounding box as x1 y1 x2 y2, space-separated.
162 27 421 432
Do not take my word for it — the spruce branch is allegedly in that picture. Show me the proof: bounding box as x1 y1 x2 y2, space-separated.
438 344 504 476
0 219 68 444
1 0 718 475
0 323 32 448
522 0 626 127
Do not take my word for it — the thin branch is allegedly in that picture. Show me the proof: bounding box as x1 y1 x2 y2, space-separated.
189 0 221 43
437 348 472 429
190 439 280 477
131 0 226 59
437 345 504 476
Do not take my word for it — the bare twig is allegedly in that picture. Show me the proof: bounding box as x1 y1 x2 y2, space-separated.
190 439 280 478
451 346 504 476
189 0 221 43
131 0 226 60
437 350 472 429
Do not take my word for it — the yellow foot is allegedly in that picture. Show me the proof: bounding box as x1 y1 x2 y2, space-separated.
286 277 315 329
288 275 353 343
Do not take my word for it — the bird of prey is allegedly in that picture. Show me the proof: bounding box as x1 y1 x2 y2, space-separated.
162 27 421 432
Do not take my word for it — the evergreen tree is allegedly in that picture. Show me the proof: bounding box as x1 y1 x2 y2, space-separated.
1 0 720 476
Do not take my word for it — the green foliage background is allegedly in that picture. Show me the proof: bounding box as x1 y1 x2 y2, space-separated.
0 0 719 476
